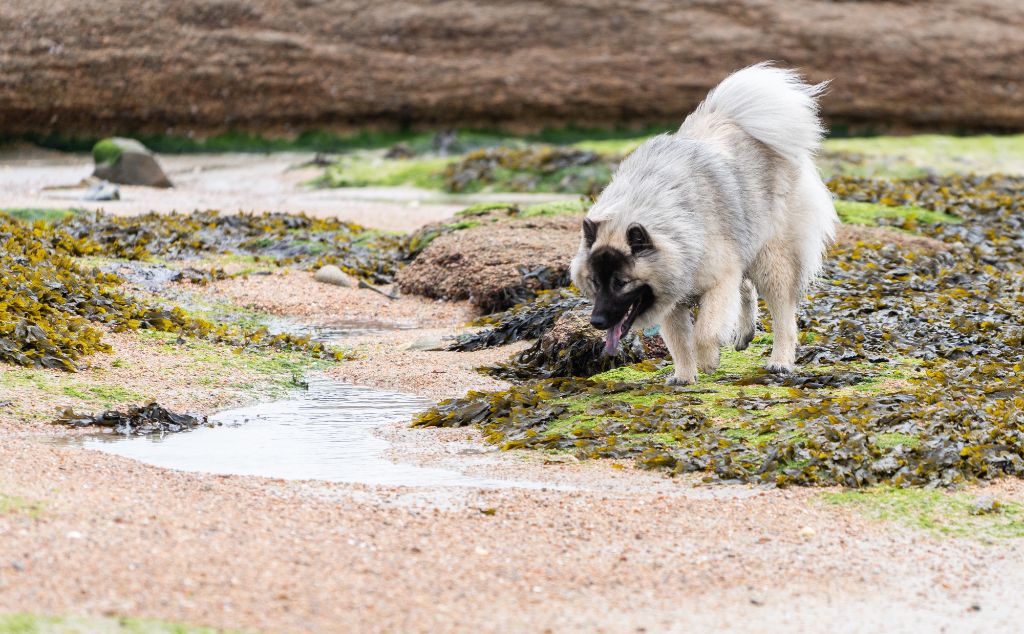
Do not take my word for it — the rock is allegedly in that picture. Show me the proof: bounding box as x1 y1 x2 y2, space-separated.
543 453 580 465
313 264 356 287
397 214 578 313
83 180 120 201
400 337 449 352
4 2 1024 135
384 143 414 159
91 138 172 188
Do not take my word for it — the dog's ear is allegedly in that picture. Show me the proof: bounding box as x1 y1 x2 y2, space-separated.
627 223 654 255
582 218 598 247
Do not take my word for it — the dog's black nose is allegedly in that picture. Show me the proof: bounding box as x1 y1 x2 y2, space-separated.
590 314 609 330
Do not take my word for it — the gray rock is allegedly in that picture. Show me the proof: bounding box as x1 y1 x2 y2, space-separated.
400 337 449 352
83 180 120 201
313 264 356 287
92 137 172 188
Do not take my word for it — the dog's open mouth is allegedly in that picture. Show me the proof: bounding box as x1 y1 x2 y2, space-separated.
603 302 641 356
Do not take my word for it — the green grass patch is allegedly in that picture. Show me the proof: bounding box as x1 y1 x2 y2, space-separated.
0 208 79 223
519 200 588 217
0 370 145 408
138 331 328 397
442 219 482 231
834 200 960 226
60 384 144 404
454 202 518 217
821 487 1024 540
91 139 122 165
821 134 1024 178
0 613 249 634
0 494 43 518
589 365 665 383
541 344 922 453
312 155 451 189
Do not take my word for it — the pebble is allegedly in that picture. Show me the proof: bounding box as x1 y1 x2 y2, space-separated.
314 265 356 288
83 180 120 201
798 526 816 538
400 337 450 352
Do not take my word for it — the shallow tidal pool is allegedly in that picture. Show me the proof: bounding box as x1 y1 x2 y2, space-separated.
57 378 551 489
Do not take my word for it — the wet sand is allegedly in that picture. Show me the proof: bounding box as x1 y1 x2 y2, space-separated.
2 151 1024 633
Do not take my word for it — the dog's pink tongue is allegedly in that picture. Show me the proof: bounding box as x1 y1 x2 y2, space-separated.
603 317 626 356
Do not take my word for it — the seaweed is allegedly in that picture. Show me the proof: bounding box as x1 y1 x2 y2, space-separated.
416 174 1024 488
56 403 212 435
484 305 667 380
448 289 585 351
0 215 349 371
56 209 409 284
443 146 617 195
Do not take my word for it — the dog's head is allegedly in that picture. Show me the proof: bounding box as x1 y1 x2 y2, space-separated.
570 218 659 355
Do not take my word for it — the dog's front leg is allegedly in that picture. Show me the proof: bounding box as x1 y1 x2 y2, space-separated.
694 270 743 374
662 304 697 385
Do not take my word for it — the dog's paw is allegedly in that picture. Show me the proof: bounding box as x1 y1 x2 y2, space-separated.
666 372 696 386
733 328 755 352
764 361 793 374
696 344 720 374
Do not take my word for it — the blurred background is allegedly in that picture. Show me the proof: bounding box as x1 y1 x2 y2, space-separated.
2 0 1022 140
2 0 1023 230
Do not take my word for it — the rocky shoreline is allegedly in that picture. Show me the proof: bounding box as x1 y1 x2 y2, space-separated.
3 1 1024 137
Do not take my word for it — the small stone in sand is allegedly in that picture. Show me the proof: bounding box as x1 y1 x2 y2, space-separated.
400 337 449 351
314 265 356 288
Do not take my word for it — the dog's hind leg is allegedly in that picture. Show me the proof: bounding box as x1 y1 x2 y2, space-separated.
751 246 799 373
733 278 758 351
663 304 697 385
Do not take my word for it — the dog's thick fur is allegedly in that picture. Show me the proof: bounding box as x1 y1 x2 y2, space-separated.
570 63 836 384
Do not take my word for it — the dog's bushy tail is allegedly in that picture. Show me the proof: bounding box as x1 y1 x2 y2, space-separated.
689 62 828 165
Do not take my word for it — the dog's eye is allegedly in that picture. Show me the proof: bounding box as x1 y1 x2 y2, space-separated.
612 278 627 291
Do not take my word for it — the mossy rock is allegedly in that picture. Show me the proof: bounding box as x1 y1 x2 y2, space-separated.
397 214 578 313
91 137 173 188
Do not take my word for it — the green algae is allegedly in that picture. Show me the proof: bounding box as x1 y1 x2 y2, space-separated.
454 202 519 217
294 132 1024 195
60 384 145 405
0 215 349 372
55 210 408 284
0 493 43 518
833 200 960 227
821 134 1024 178
442 146 615 195
419 174 1024 488
520 200 588 217
91 138 122 165
0 613 250 634
821 487 1024 540
0 208 79 223
312 155 451 189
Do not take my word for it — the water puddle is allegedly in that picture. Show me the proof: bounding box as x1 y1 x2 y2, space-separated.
263 316 412 342
57 378 561 489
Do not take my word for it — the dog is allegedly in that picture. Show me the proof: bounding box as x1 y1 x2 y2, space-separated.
570 63 837 385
